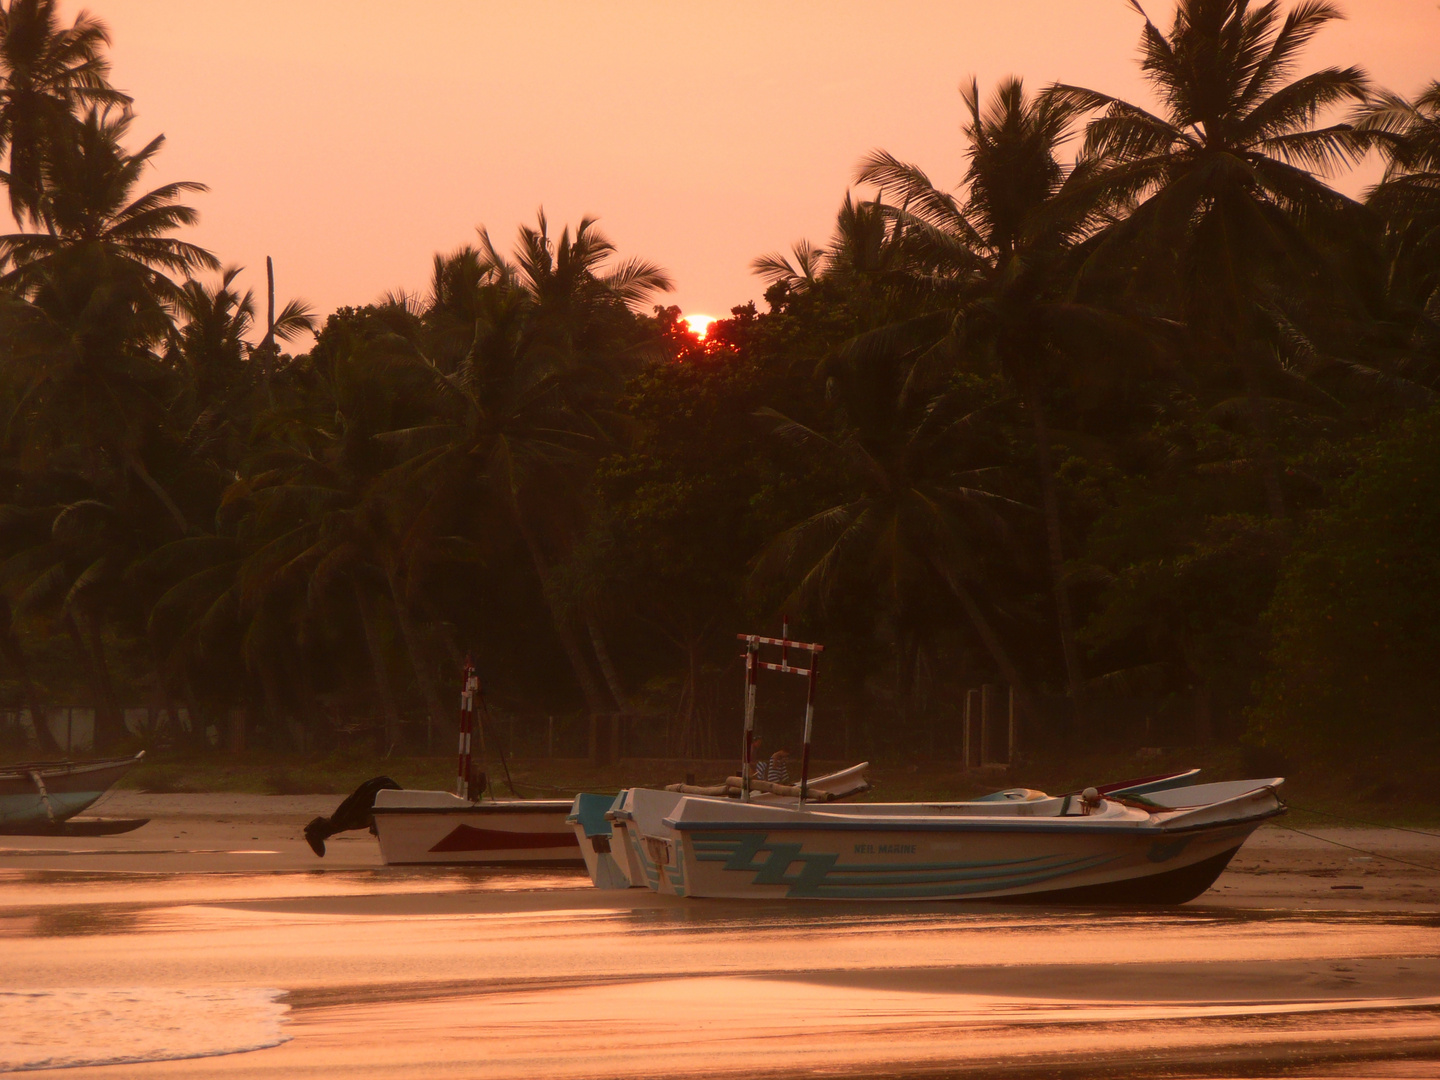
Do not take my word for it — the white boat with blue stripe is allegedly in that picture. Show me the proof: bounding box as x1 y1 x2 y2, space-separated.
580 763 874 892
622 775 1284 904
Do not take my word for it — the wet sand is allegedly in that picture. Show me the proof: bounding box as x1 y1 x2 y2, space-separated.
1 794 1438 1078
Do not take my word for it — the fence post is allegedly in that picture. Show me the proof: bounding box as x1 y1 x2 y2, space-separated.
227 706 246 754
963 689 978 769
981 684 998 766
1007 685 1017 765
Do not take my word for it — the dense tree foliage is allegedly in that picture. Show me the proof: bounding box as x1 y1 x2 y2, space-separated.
1252 408 1440 785
0 0 1435 779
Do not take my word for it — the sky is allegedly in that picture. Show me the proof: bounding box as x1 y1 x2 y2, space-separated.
72 0 1440 329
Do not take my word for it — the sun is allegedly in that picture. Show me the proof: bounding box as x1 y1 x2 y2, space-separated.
681 313 717 339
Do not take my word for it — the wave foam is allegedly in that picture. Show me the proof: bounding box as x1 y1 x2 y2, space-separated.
0 987 290 1072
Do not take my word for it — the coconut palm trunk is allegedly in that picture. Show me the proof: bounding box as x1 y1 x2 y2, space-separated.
255 655 289 748
386 569 452 743
680 637 701 758
0 601 60 753
585 610 627 707
353 584 403 750
125 450 189 535
949 577 1039 727
65 611 121 749
1241 347 1289 522
515 521 610 714
1021 373 1086 712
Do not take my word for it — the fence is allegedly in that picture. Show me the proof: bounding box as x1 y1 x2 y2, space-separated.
961 685 1017 769
0 707 193 752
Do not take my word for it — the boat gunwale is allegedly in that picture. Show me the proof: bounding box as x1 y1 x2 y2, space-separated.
660 804 1285 835
0 753 143 781
371 801 576 816
378 856 584 867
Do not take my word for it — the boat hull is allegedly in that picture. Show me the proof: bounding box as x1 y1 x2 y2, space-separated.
372 797 583 866
0 755 143 829
567 793 630 889
594 764 876 892
637 783 1284 903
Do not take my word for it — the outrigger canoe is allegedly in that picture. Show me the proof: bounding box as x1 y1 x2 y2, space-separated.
0 753 147 835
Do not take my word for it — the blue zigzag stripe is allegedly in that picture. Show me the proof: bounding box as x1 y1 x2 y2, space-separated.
692 833 1118 898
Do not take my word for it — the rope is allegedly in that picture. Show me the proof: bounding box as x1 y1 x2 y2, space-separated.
1271 821 1440 874
1286 803 1440 841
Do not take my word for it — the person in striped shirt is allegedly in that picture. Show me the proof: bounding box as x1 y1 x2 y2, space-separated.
763 748 791 784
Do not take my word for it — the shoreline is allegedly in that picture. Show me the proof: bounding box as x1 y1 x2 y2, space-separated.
4 794 1438 1078
3 792 1437 910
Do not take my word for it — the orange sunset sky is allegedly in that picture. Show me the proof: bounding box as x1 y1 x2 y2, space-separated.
76 0 1440 327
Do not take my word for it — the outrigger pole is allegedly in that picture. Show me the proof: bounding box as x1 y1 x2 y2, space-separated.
736 621 824 804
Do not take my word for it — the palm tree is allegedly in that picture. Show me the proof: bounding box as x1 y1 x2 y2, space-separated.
168 265 315 483
0 108 215 304
753 332 1038 718
143 348 414 752
1 259 188 531
754 193 918 296
753 238 827 296
0 0 129 225
423 244 508 368
1358 81 1440 201
0 490 141 748
384 280 614 717
0 110 216 536
1046 0 1371 520
479 211 672 346
855 77 1134 712
0 593 60 751
1354 82 1440 335
470 213 672 714
171 266 315 405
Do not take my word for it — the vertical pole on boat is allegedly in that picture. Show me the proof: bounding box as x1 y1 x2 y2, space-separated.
457 657 475 800
781 616 789 670
798 651 818 805
963 688 976 770
1007 685 1017 765
981 684 996 766
741 639 758 802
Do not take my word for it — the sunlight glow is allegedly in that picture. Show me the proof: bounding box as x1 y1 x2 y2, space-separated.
682 314 718 339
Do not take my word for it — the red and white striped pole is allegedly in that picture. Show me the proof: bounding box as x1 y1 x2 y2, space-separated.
798 653 819 805
456 657 477 800
740 639 758 802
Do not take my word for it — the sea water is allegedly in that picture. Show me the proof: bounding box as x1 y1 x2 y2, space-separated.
0 987 289 1072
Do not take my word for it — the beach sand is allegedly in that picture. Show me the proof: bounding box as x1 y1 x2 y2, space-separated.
1 794 1437 1078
